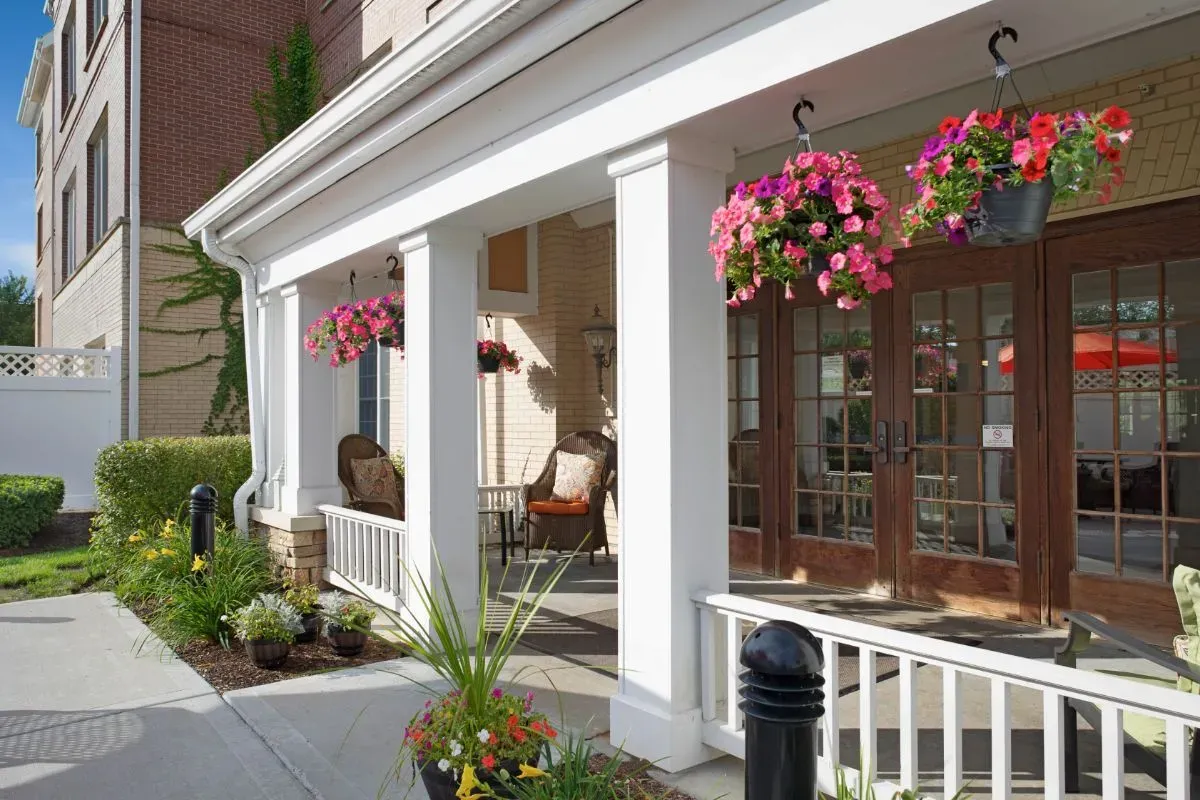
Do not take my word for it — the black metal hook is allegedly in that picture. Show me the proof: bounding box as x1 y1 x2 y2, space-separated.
791 99 815 134
988 26 1018 67
349 270 356 287
386 254 398 270
484 312 493 332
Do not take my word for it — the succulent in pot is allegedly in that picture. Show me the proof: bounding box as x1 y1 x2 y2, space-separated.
282 582 322 644
228 593 304 669
319 591 376 656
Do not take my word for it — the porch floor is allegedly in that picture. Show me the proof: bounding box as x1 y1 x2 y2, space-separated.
483 550 1178 799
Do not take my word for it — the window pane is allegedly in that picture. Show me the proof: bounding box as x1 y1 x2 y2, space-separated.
847 398 872 444
737 315 757 355
914 396 942 445
915 502 944 551
914 345 946 392
982 283 1015 336
820 399 844 444
1074 270 1112 329
1170 519 1200 571
1166 260 1200 322
946 287 979 340
795 492 819 537
738 358 759 399
795 447 825 489
947 450 978 503
1119 392 1160 451
1119 458 1162 515
1166 326 1200 387
1075 394 1114 450
819 305 844 350
1116 265 1161 324
795 400 819 444
913 291 942 341
1120 517 1163 581
1077 456 1116 512
983 451 1016 504
794 353 819 397
948 340 981 393
914 449 945 501
984 507 1016 561
1116 329 1161 388
947 395 982 446
947 504 979 555
1076 514 1116 575
794 308 818 351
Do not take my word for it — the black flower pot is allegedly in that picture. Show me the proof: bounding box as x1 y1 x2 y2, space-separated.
377 322 405 348
244 639 290 669
326 625 368 657
417 758 529 800
295 612 320 644
478 354 502 374
965 165 1054 247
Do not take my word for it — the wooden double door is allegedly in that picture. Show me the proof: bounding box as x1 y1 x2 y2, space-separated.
728 199 1200 634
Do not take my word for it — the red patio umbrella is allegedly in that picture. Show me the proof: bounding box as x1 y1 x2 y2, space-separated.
998 331 1177 374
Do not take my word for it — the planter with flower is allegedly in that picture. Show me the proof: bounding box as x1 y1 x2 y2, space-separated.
229 593 304 669
478 339 522 376
283 582 322 644
319 591 376 656
304 291 405 368
900 105 1133 247
710 150 895 311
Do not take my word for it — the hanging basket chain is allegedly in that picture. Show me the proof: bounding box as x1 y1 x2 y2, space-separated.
988 26 1032 119
791 98 815 158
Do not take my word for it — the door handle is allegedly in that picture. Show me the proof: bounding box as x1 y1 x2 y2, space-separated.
868 420 889 464
893 420 911 463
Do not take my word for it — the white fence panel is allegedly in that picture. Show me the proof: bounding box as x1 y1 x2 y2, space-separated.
0 346 121 509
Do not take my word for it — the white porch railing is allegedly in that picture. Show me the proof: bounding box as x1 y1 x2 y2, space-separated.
319 505 407 611
696 591 1200 799
478 484 524 545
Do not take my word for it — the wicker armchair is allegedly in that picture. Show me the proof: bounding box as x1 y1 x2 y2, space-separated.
523 431 617 565
336 434 404 519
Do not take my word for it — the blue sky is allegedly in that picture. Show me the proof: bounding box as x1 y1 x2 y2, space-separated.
0 4 53 285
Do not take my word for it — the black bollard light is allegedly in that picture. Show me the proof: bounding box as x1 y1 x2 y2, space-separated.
190 484 217 568
738 619 826 800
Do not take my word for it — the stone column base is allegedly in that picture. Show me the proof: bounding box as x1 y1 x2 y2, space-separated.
249 508 329 586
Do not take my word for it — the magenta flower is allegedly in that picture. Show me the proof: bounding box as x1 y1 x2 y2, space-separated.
843 215 864 234
1011 138 1033 166
808 222 828 238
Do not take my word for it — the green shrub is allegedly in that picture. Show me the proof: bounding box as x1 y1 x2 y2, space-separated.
91 436 250 569
229 594 303 643
0 475 65 549
115 517 276 648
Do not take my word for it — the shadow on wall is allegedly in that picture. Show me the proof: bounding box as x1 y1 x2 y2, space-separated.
525 363 558 414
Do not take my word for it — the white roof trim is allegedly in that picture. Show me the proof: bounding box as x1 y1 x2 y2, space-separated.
16 32 53 129
184 0 580 239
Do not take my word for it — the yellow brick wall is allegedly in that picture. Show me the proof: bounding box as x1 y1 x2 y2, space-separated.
853 54 1200 238
138 224 232 437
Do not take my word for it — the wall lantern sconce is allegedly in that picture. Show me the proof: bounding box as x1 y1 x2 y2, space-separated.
581 305 617 395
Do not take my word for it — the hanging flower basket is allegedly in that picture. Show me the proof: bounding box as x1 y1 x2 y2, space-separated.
304 291 405 367
901 106 1133 247
477 339 521 377
710 151 895 311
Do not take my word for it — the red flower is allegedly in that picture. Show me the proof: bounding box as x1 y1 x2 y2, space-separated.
1094 131 1109 154
546 725 557 739
1099 105 1131 129
1021 162 1047 183
1028 113 1058 140
513 730 526 743
488 732 498 745
1033 147 1050 171
1111 166 1126 187
1104 147 1122 163
507 715 519 730
938 116 962 135
1098 183 1113 204
978 110 1003 129
482 755 496 770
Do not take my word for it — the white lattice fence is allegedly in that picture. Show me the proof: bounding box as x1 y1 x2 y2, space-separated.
0 347 122 509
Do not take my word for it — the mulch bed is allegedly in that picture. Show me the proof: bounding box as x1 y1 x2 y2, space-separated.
175 635 404 693
588 753 698 800
0 511 94 558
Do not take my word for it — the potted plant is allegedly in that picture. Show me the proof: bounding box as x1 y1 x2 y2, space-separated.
320 591 376 656
900 106 1133 246
477 339 522 376
710 150 895 311
304 291 405 367
229 594 304 669
283 582 321 644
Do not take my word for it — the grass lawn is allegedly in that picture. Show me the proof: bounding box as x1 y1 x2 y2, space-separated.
0 546 97 603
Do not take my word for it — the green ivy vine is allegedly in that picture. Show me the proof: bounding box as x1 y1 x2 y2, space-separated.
141 23 322 434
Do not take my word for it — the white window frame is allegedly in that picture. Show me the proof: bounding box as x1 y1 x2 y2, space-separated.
89 0 107 44
62 6 76 114
62 181 76 279
90 126 108 247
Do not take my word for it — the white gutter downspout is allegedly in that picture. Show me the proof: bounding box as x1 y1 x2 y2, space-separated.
200 229 265 534
128 0 142 438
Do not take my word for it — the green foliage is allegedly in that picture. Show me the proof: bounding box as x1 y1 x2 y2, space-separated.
252 23 322 152
319 590 376 631
143 235 247 434
90 436 251 572
493 735 666 800
229 593 304 643
0 475 65 549
151 22 322 429
283 581 320 615
0 546 95 603
829 762 970 799
0 271 34 346
114 518 276 648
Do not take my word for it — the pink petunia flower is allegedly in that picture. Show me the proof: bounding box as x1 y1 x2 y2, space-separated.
1011 138 1033 166
829 253 847 271
843 215 864 234
808 222 828 238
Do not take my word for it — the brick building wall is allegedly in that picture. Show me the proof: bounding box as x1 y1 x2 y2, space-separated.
139 0 306 225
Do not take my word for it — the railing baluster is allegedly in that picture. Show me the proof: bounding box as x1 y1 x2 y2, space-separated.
725 613 742 731
1166 716 1190 800
992 679 1012 800
372 525 381 587
1043 690 1065 800
898 656 917 789
355 521 364 580
1101 705 1125 800
822 638 840 766
700 608 716 722
944 668 962 795
859 646 877 779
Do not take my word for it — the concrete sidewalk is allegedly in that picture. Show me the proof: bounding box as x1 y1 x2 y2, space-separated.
0 592 311 800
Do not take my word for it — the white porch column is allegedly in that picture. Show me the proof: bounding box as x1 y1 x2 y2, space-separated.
608 134 733 772
257 291 286 509
400 228 482 636
280 281 343 515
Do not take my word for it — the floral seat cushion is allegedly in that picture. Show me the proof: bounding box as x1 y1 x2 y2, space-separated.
550 452 603 503
349 456 399 501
